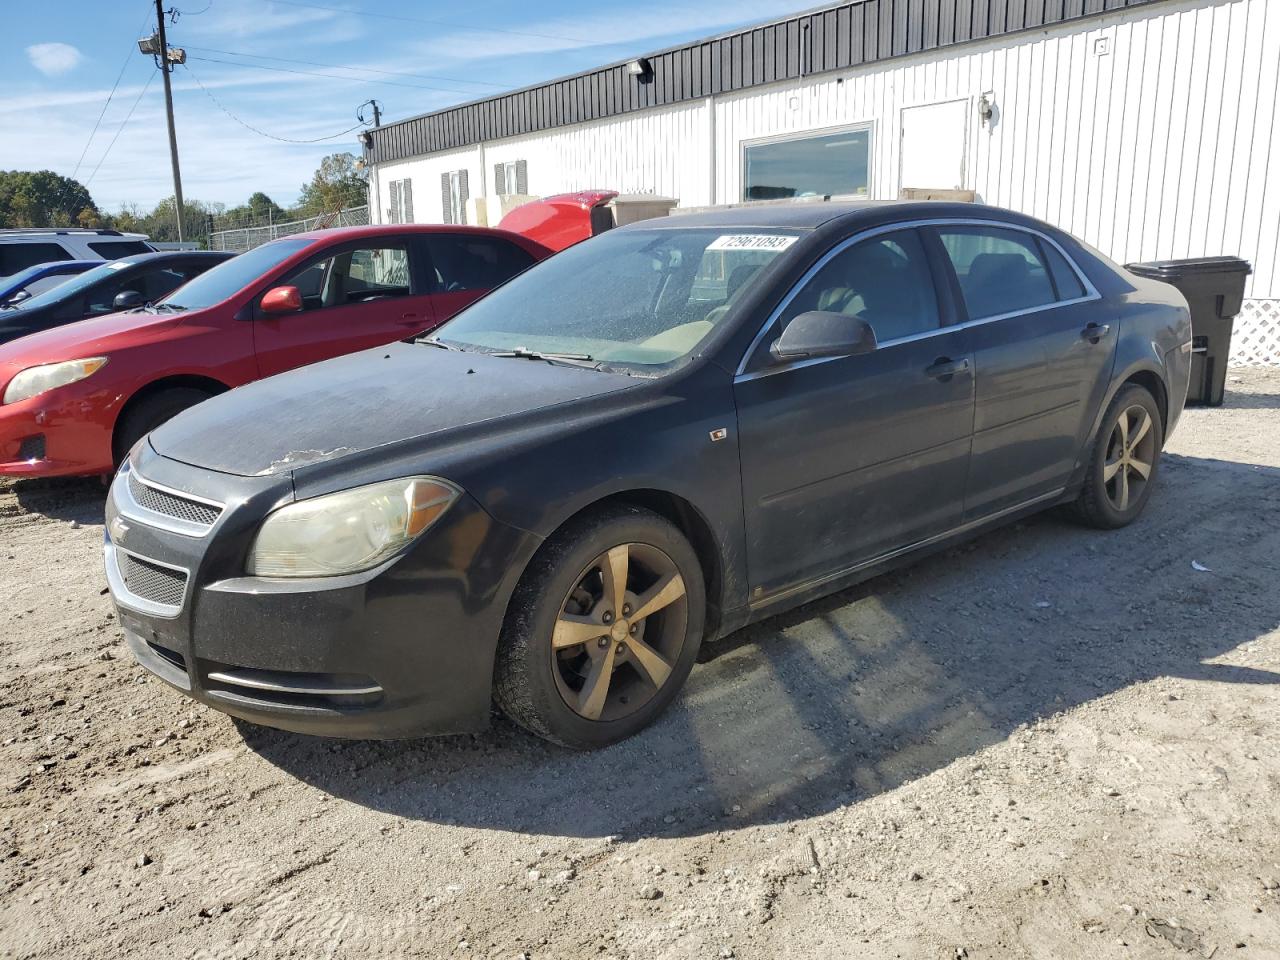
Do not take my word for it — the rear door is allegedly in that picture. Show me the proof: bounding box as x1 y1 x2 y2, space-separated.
419 233 538 327
733 227 975 598
252 238 435 378
930 223 1115 518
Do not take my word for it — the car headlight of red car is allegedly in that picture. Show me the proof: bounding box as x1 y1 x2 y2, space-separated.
247 476 460 578
3 357 109 405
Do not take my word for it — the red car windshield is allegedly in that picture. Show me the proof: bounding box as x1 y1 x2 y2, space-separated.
158 239 310 311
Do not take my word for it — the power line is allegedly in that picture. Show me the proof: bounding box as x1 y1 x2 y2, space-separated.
185 53 477 94
184 45 506 89
84 70 156 187
269 0 592 44
181 62 367 143
71 5 157 180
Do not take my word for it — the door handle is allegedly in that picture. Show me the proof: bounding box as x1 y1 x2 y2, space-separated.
1080 322 1111 343
925 357 970 380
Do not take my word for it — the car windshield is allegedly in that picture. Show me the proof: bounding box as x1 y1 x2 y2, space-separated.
8 260 130 310
157 239 310 310
433 227 799 369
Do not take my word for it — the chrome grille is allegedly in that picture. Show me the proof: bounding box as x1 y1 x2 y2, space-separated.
128 472 221 527
119 553 188 608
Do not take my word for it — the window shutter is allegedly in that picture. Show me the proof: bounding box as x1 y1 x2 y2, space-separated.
440 173 453 224
515 159 528 195
494 163 505 196
389 180 401 224
402 178 414 222
459 170 470 225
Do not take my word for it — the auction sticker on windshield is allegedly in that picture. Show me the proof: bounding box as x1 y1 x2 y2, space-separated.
706 234 798 252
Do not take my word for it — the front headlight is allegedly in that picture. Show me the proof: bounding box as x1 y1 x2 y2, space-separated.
3 357 108 405
247 476 460 578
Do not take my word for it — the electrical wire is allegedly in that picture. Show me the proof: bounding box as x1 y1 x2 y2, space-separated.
84 70 156 187
268 0 591 44
181 62 367 143
184 45 506 89
185 53 476 94
71 4 157 180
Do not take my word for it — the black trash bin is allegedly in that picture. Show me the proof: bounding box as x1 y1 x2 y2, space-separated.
1126 256 1252 406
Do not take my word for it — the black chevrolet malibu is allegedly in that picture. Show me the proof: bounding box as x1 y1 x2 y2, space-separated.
105 201 1191 749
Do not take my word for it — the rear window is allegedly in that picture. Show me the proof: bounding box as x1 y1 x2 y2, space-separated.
424 235 535 292
88 240 153 258
0 243 72 276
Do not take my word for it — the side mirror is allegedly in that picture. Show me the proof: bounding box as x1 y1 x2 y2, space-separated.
261 285 302 315
769 311 877 362
112 290 144 310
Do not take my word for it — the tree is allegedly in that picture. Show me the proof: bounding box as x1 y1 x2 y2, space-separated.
0 170 102 228
295 153 368 216
246 191 285 222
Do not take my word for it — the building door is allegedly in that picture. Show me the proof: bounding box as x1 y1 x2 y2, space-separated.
900 100 970 193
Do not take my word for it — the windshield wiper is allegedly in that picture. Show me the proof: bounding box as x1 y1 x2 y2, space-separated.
154 303 187 312
489 347 598 368
416 336 461 351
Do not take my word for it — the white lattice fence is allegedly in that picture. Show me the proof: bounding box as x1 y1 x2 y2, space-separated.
1230 300 1280 366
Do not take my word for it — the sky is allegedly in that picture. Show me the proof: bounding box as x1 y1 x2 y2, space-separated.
1 0 815 214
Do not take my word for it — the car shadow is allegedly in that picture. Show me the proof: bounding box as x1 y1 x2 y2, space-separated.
241 451 1280 839
1200 391 1280 411
5 476 106 524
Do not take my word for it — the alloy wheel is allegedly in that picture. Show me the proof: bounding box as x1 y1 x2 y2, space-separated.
550 542 688 722
1103 403 1157 512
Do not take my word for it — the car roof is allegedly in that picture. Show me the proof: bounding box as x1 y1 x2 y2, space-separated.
287 224 528 242
624 199 1052 233
110 250 236 268
0 229 150 241
8 260 100 278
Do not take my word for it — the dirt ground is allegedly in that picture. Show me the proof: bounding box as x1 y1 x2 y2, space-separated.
2 369 1279 960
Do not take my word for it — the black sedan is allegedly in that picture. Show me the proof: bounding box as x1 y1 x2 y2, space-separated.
105 202 1191 749
0 250 234 345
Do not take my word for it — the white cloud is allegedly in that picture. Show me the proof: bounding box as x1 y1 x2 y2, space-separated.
26 42 84 77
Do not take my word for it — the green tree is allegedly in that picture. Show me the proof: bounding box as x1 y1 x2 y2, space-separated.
0 170 102 228
295 153 368 216
246 191 285 222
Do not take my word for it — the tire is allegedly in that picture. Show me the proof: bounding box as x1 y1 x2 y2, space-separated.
1071 382 1164 529
112 387 213 467
494 504 705 749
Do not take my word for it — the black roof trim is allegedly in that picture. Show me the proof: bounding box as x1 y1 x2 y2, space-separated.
367 0 1171 166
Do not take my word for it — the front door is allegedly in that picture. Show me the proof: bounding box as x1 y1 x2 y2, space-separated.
252 239 434 378
733 228 976 600
930 224 1117 518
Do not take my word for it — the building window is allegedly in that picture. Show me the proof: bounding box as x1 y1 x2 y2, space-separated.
492 160 528 196
441 170 469 224
742 125 872 201
387 178 414 224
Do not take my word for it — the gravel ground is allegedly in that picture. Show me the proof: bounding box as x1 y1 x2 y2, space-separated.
2 369 1279 960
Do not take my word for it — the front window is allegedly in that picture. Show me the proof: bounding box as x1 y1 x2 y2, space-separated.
743 126 872 201
158 239 309 311
434 228 800 368
278 245 411 311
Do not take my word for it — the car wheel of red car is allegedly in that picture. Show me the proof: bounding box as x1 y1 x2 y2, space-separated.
494 504 705 750
112 387 214 467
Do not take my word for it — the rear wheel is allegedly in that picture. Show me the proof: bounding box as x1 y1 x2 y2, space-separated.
1072 383 1163 529
494 505 705 749
112 388 213 467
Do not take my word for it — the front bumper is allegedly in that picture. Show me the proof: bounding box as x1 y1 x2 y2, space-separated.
106 443 541 738
0 383 117 477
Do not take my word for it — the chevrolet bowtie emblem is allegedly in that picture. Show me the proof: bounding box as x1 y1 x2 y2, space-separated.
110 516 129 544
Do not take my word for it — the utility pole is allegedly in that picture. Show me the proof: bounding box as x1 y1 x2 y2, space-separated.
143 1 185 242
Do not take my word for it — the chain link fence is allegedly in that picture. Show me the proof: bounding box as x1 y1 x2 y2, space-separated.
208 205 370 253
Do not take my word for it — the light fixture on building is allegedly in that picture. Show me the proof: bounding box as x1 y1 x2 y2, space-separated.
978 92 995 128
627 57 653 81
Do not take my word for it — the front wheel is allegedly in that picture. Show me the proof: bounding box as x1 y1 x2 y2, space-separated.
1072 383 1163 529
493 505 705 749
112 387 213 467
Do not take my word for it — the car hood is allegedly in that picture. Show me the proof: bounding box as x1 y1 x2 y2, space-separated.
150 343 640 478
0 307 180 363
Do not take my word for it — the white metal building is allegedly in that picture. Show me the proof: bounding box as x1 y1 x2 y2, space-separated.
365 0 1280 364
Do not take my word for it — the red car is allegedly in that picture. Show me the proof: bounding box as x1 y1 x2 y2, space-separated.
0 225 549 478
